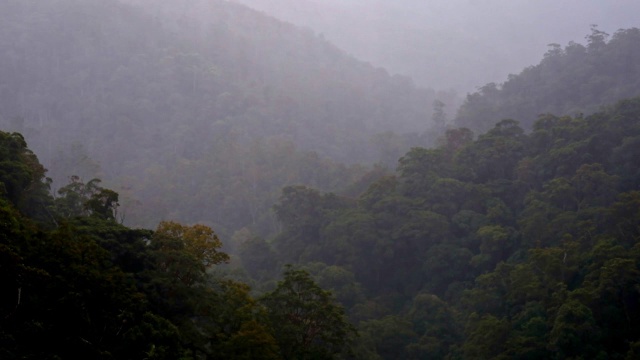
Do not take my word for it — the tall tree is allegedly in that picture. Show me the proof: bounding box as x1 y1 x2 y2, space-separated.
262 266 356 359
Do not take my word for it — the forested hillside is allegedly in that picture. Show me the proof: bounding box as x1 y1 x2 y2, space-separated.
233 0 640 93
0 131 355 359
4 96 638 359
251 97 640 359
0 0 444 233
2 0 640 358
455 26 640 133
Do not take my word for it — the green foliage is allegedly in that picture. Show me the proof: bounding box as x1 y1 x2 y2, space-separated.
455 28 640 134
0 210 174 358
144 221 231 336
55 176 120 221
0 131 52 223
0 132 370 359
463 313 510 359
3 4 640 357
238 236 280 281
194 280 282 359
358 315 419 360
549 300 602 359
2 94 640 358
260 96 640 359
262 266 356 359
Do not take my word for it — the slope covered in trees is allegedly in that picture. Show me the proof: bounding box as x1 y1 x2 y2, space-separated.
5 98 639 358
233 0 640 93
0 0 443 232
455 26 640 134
2 1 640 358
0 130 354 359
251 97 640 358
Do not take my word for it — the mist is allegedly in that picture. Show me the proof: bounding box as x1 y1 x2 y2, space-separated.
232 0 640 93
2 0 640 358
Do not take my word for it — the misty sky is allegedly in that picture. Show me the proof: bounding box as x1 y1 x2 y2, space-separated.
232 0 640 93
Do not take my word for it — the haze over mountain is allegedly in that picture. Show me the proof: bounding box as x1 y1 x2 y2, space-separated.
2 0 640 359
454 27 640 134
0 0 451 232
233 0 640 93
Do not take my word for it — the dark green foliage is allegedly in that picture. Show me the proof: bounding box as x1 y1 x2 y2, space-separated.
0 206 169 358
55 177 120 221
262 96 640 359
0 133 354 359
455 27 640 134
262 266 356 359
3 2 640 356
0 131 53 223
3 94 640 359
358 316 418 360
239 236 280 281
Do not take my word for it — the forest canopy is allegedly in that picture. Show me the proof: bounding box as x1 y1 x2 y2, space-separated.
0 132 354 358
3 95 640 358
455 26 640 134
261 97 640 359
1 0 640 358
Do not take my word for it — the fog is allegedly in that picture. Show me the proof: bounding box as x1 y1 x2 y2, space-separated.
232 0 640 93
2 1 640 358
2 0 638 233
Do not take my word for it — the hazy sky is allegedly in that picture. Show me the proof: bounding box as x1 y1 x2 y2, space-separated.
232 0 640 93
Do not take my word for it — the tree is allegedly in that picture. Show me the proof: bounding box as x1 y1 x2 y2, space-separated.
85 188 120 221
463 313 509 359
55 177 120 220
549 300 602 359
432 100 447 129
358 316 418 360
196 280 281 360
143 221 232 357
150 221 229 287
455 119 526 183
261 266 356 359
239 236 279 281
586 24 609 52
406 293 461 359
0 131 52 223
397 147 448 197
272 186 352 262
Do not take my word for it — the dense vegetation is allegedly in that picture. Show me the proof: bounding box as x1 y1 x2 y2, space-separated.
0 131 355 359
455 26 640 134
2 0 640 358
3 94 639 358
248 97 640 359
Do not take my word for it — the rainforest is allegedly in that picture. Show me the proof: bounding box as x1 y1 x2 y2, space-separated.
1 0 640 359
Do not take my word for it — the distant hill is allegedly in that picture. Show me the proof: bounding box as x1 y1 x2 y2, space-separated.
0 0 444 232
454 27 640 133
232 0 640 93
0 0 444 163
